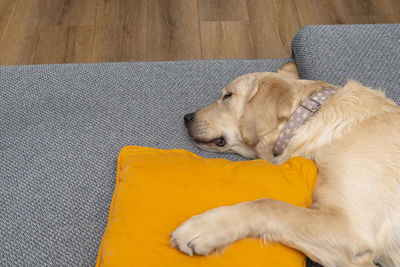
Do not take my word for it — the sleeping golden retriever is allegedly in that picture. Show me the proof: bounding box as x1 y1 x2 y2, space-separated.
170 62 400 267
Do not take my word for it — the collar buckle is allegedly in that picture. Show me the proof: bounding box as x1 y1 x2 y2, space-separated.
299 97 322 113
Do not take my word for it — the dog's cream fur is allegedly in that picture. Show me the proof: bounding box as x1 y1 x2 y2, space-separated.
171 62 400 267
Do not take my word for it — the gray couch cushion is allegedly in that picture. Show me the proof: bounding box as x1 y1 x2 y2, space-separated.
292 24 400 104
0 59 289 266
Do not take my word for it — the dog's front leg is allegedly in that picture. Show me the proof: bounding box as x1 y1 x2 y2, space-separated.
170 198 376 267
169 199 316 256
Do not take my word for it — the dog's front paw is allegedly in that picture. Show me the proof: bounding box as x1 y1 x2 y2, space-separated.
170 205 246 256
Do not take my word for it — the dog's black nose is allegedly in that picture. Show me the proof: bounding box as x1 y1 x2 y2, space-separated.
184 113 195 127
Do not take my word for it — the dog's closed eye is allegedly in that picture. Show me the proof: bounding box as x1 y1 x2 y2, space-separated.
223 92 233 100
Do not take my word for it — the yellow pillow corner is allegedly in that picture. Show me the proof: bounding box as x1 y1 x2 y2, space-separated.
96 146 317 267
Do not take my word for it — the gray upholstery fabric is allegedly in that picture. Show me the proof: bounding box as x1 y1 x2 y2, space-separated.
292 24 400 104
0 59 289 266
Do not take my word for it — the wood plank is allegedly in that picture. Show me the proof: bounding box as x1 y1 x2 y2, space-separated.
338 0 399 16
34 25 94 64
40 0 97 26
92 0 147 63
346 15 400 24
323 0 349 24
340 0 376 16
295 0 341 25
323 0 400 24
91 0 122 62
34 26 68 64
59 0 97 26
371 0 400 16
0 0 41 65
0 0 17 43
64 26 94 63
247 0 301 58
119 0 147 62
198 0 249 21
200 21 254 59
146 0 201 61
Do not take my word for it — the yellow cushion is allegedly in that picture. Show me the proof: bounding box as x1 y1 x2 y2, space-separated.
96 146 318 267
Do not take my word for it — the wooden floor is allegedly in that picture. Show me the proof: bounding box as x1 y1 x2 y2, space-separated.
0 0 399 65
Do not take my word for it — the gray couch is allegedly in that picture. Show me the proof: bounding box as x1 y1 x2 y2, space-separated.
1 24 399 266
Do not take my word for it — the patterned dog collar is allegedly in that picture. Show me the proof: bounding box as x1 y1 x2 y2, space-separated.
272 87 337 157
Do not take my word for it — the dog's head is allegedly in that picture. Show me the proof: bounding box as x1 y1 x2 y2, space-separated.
184 62 307 161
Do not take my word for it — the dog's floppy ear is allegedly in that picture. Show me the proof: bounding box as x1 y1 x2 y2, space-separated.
278 61 300 80
246 77 261 102
240 78 295 160
257 79 294 121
